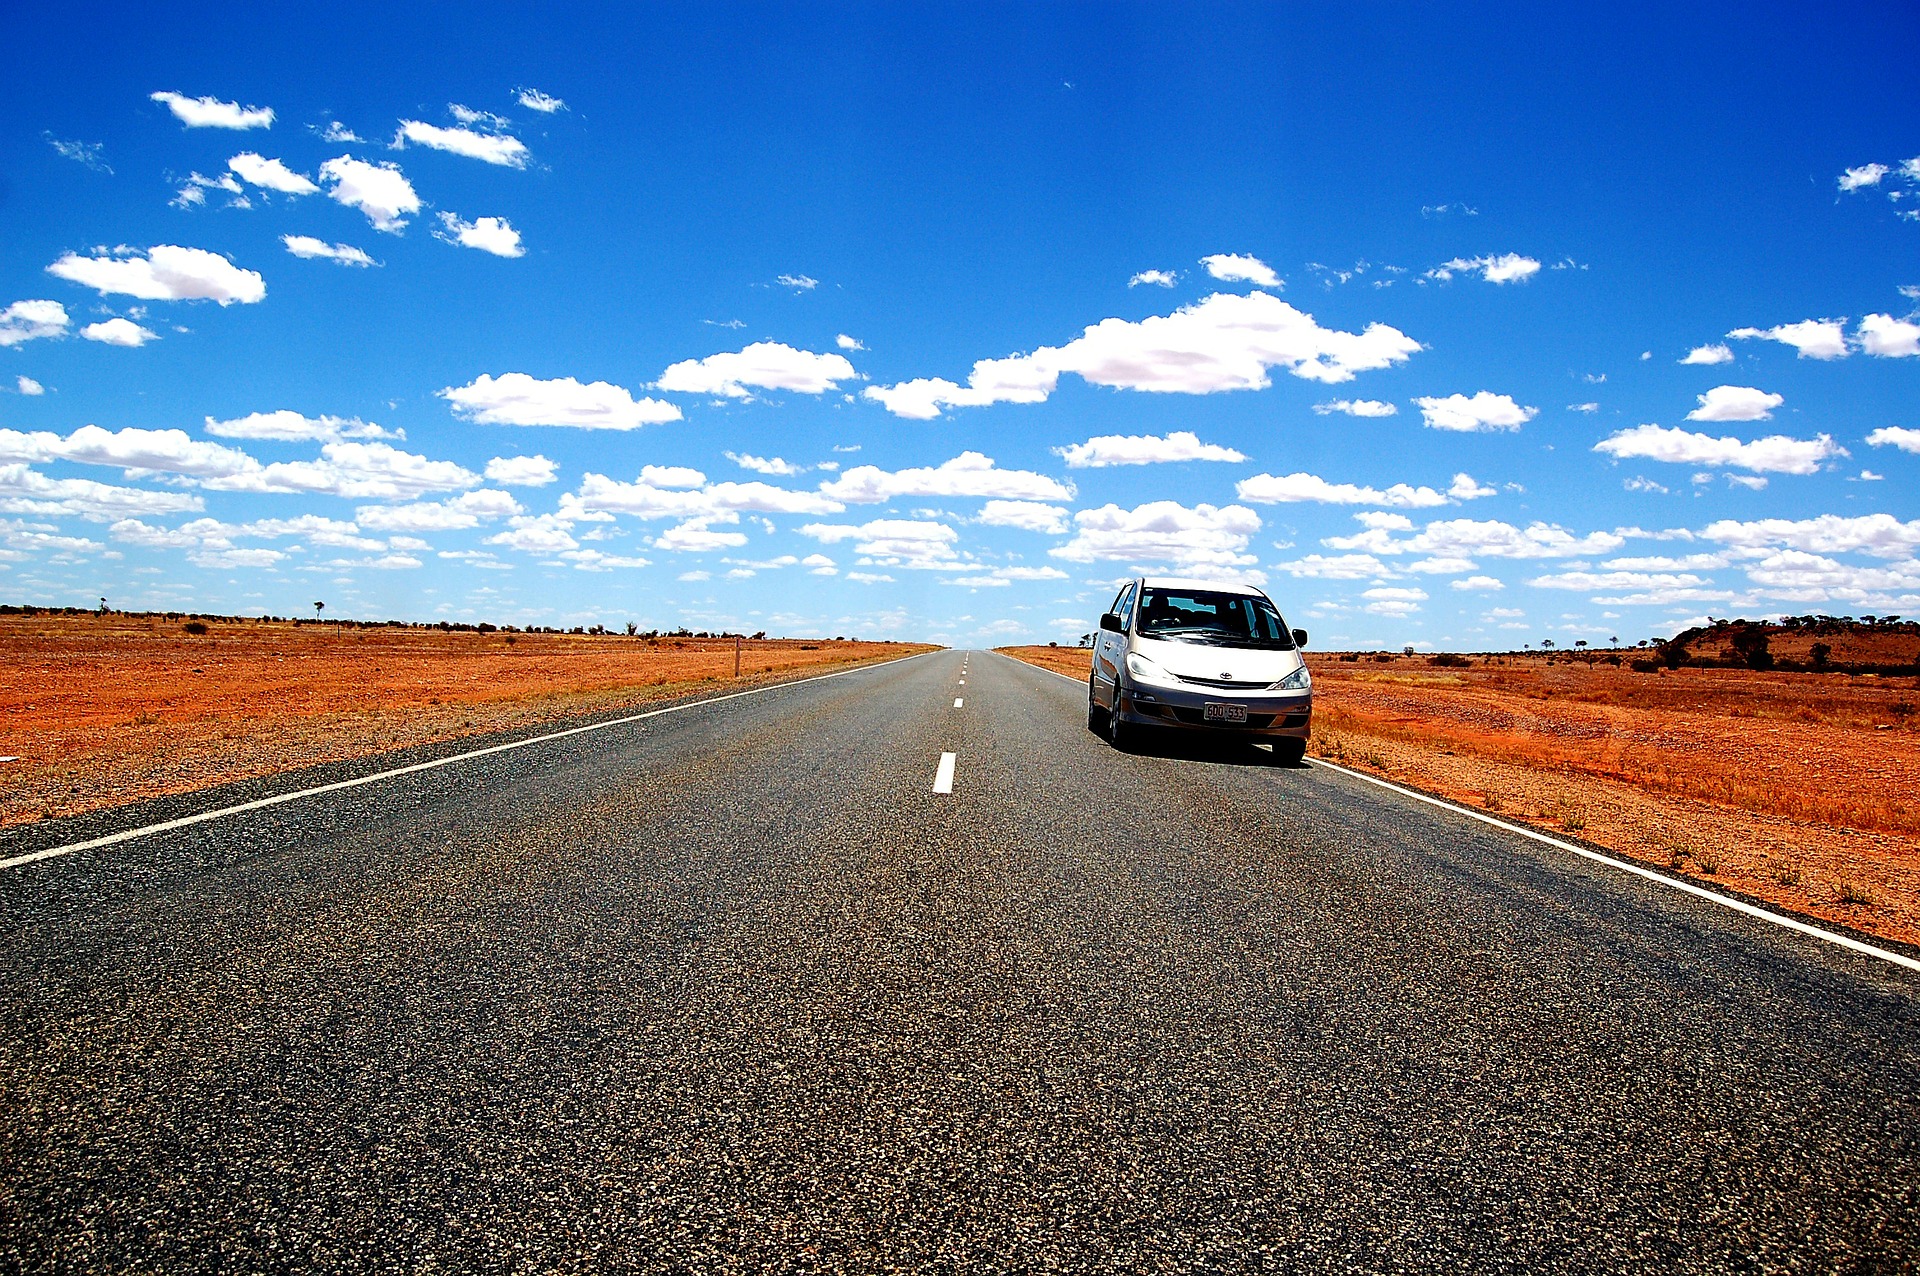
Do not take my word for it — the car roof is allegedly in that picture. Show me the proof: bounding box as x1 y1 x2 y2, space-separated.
1137 575 1271 597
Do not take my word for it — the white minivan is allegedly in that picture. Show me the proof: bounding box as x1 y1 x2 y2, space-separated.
1087 576 1312 762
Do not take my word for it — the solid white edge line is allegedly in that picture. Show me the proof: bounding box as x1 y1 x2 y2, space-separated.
995 650 1920 975
1 650 937 873
933 751 957 794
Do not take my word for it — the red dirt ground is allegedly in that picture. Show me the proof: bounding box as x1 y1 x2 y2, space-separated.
0 614 931 829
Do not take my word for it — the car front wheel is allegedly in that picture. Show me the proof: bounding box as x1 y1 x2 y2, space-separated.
1086 678 1109 733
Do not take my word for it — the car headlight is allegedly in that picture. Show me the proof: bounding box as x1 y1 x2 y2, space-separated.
1270 665 1311 692
1126 651 1167 682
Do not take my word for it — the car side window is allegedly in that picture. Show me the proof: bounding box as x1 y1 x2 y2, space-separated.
1116 582 1138 629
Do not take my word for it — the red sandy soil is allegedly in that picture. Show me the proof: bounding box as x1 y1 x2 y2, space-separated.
998 645 1920 948
0 614 932 829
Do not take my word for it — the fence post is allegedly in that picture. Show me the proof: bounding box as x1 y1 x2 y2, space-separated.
735 633 742 678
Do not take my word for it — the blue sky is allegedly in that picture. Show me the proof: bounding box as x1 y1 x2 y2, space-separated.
3 3 1917 648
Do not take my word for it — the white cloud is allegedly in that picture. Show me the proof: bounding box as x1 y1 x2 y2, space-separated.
798 519 964 570
573 473 844 521
1728 319 1848 360
171 171 242 208
205 441 479 501
317 121 361 143
448 104 511 129
0 300 68 346
1685 385 1784 422
0 465 203 521
435 213 524 257
441 373 682 429
17 377 44 396
394 120 529 167
836 333 865 350
977 500 1069 534
79 318 159 347
1593 423 1840 474
640 465 706 488
819 451 1072 504
1326 514 1625 560
1569 402 1600 413
1129 269 1178 288
1858 313 1920 358
775 274 817 291
517 88 567 113
1313 399 1397 417
0 423 258 478
150 92 273 130
1839 163 1890 191
1680 343 1733 365
950 565 1070 587
864 291 1420 418
488 513 580 554
282 235 376 266
484 455 558 486
1738 550 1920 604
725 452 804 476
319 156 421 232
205 410 398 442
655 518 749 552
1272 553 1393 580
47 245 265 305
1866 426 1920 453
1200 254 1281 288
1428 253 1541 284
45 134 110 173
227 153 317 194
1050 500 1262 575
1237 471 1452 508
1702 513 1920 559
1528 569 1716 594
1054 430 1246 468
1415 391 1536 432
656 342 856 398
356 489 521 531
1451 575 1504 591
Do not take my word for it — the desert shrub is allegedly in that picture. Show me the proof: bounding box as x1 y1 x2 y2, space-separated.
1372 652 1394 663
1338 653 1360 662
1629 657 1662 673
182 621 208 635
1428 652 1471 668
1810 642 1832 670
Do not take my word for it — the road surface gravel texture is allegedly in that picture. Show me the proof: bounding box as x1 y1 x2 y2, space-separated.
1 650 1915 1273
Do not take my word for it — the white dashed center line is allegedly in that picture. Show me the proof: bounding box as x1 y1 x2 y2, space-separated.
954 697 963 708
933 752 957 794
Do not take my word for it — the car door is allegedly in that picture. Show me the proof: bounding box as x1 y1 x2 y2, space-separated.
1093 580 1136 707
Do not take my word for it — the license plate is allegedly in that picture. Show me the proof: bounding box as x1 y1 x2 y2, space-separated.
1203 702 1248 724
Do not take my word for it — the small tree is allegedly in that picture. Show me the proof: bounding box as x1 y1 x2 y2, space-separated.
1541 638 1555 649
314 601 325 619
1810 641 1832 671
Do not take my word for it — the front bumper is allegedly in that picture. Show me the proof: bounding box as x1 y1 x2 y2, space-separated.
1115 680 1311 739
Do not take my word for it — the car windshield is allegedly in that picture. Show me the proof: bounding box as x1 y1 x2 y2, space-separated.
1135 588 1295 649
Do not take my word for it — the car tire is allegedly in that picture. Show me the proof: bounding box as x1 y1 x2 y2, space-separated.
1270 738 1307 766
1087 679 1109 733
1107 695 1138 751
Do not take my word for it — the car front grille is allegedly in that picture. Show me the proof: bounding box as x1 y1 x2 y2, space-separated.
1171 673 1271 690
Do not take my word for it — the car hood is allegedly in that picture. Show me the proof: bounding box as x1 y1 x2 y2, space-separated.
1135 635 1304 683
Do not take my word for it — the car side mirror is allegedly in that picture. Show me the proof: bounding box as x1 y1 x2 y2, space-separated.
1292 628 1309 648
1099 612 1124 633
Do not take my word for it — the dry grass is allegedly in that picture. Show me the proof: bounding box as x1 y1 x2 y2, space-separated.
999 644 1920 947
0 614 932 828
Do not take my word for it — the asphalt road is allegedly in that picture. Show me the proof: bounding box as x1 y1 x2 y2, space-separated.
2 649 1916 1273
